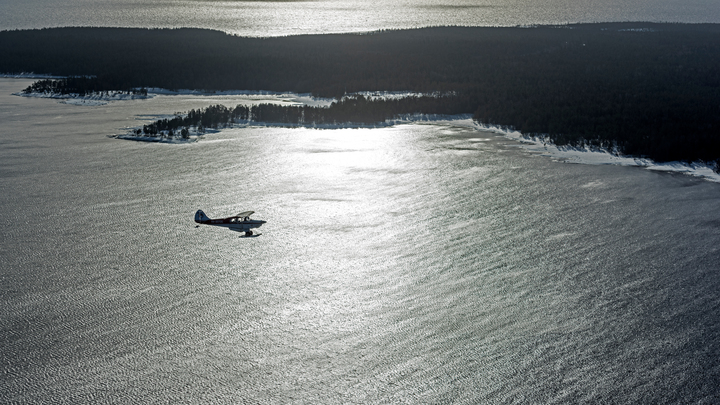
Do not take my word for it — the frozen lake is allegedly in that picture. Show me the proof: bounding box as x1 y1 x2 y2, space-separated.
2 78 720 402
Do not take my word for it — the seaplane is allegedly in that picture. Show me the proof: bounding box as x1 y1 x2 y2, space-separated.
194 210 266 236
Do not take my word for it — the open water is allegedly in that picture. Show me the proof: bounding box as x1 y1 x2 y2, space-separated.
1 0 720 36
2 78 720 403
3 1 720 402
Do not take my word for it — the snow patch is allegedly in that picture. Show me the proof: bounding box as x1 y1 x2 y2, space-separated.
350 91 453 101
14 90 152 105
111 134 202 143
144 88 334 107
619 28 657 32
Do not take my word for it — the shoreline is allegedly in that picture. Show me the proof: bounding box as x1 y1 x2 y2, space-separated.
121 107 720 183
13 89 151 106
9 79 718 183
479 123 720 183
113 113 473 142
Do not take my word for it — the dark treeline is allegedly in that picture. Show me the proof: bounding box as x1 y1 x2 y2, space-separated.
22 76 147 96
138 104 242 137
137 95 464 137
2 24 719 166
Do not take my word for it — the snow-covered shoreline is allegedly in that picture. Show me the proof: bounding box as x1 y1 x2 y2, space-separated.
10 80 718 183
13 90 152 106
476 123 720 183
14 85 451 108
143 88 335 107
114 111 720 183
113 113 472 143
13 87 337 107
1 73 64 79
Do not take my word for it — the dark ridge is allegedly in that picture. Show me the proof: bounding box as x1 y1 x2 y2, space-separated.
2 24 719 166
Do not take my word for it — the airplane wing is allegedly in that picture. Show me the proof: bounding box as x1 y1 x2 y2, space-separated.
236 210 254 218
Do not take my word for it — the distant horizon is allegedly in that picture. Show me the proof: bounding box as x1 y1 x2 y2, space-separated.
1 0 719 37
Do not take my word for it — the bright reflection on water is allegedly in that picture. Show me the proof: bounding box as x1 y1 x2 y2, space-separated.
2 78 720 403
1 0 719 36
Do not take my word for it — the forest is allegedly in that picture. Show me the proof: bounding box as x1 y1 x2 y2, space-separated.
2 23 719 167
131 94 464 137
21 76 147 97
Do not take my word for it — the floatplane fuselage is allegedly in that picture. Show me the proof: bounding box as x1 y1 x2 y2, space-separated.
194 210 266 236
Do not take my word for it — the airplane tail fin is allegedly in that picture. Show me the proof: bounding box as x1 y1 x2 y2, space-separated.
195 210 210 223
